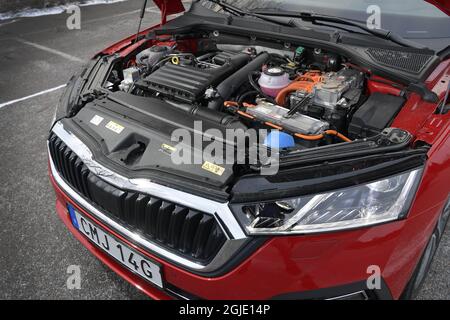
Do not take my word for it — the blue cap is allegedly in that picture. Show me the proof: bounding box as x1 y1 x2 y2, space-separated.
264 131 295 149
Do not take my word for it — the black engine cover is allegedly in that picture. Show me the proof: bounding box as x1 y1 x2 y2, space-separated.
135 53 250 103
348 92 405 138
66 92 239 190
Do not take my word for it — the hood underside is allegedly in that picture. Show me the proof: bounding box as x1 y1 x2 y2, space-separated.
151 0 450 17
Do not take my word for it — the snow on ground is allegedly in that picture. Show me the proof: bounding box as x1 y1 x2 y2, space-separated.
0 0 128 21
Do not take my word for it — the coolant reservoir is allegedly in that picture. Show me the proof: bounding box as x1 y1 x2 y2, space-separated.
258 67 290 97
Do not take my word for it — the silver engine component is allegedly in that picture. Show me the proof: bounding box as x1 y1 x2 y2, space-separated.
119 66 140 92
312 68 364 110
246 100 329 135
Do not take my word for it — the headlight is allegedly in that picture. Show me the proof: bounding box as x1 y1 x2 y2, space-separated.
231 168 423 235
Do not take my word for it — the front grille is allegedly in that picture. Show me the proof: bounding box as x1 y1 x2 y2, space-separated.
366 47 433 74
49 133 227 263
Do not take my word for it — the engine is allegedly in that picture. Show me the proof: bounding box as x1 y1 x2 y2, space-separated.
248 66 365 139
134 50 251 103
106 42 404 150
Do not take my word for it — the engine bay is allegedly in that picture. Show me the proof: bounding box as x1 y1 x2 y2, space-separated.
103 38 407 151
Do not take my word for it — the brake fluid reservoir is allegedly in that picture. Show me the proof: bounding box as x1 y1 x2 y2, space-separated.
258 67 290 97
136 45 172 68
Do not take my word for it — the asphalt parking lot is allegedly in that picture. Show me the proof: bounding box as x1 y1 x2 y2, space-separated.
0 0 448 300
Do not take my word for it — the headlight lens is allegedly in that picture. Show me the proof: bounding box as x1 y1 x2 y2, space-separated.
231 168 423 235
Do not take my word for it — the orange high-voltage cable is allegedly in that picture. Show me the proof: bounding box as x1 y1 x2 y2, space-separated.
275 71 324 106
223 101 352 143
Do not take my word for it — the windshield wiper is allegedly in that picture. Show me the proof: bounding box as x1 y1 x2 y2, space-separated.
250 9 428 49
208 1 427 49
208 0 299 27
209 0 241 16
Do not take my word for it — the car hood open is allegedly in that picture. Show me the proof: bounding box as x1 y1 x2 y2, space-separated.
152 0 185 22
426 0 450 16
149 0 450 23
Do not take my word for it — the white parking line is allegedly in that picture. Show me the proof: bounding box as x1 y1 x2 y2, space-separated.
145 8 161 13
16 38 85 63
82 7 160 25
0 19 17 27
0 84 67 110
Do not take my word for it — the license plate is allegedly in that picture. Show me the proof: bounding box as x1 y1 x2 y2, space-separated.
67 204 164 288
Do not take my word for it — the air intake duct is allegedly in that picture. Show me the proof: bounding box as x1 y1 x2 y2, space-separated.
208 52 270 111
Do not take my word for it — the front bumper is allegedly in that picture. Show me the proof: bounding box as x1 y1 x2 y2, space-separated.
48 119 444 300
51 162 440 299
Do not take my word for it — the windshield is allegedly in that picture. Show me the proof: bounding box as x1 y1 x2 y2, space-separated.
201 0 450 51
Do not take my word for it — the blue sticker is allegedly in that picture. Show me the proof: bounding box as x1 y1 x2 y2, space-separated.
67 204 79 230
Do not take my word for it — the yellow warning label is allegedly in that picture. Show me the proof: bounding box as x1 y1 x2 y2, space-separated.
161 143 177 154
202 161 225 176
105 121 124 134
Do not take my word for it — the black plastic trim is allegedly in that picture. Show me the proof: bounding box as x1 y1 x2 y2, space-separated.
272 279 393 300
60 119 231 202
154 9 439 85
231 155 426 203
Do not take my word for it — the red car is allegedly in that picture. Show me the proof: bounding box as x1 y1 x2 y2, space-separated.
48 0 450 299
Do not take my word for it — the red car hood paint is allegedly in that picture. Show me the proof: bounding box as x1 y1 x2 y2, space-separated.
152 0 185 23
427 0 450 16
